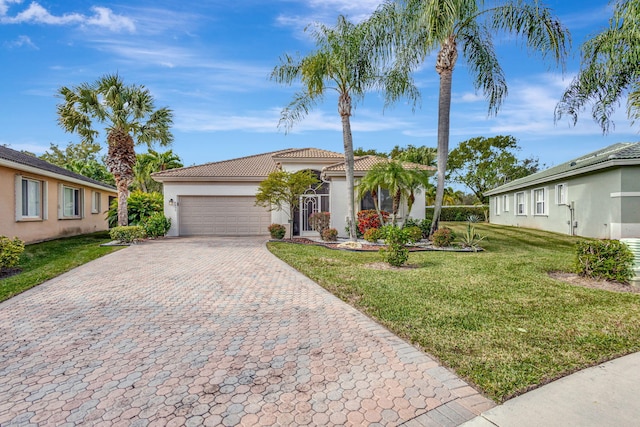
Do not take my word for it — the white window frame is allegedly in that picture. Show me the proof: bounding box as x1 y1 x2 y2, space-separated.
59 185 83 219
515 191 526 216
91 191 101 214
533 187 547 216
556 183 568 205
502 194 509 212
494 197 500 215
15 175 47 221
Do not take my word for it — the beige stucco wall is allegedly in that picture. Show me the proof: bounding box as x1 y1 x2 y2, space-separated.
489 166 640 239
1 165 115 244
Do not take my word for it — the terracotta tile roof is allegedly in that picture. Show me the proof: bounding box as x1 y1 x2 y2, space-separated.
152 148 297 180
485 141 640 196
323 155 436 175
0 145 116 190
272 148 343 159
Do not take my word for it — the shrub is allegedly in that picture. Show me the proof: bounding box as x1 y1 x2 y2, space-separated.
404 226 423 244
432 227 455 248
357 210 390 235
0 236 25 269
268 223 286 240
460 223 486 251
142 213 171 238
575 240 634 283
110 226 147 244
309 212 331 235
363 228 382 243
403 218 432 239
107 191 164 227
380 225 410 267
321 228 339 242
425 206 488 222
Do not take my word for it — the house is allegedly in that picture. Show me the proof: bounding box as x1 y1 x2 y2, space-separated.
152 148 433 237
0 145 117 244
485 142 640 239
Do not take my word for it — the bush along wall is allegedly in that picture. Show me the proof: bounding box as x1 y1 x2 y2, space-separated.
425 205 489 222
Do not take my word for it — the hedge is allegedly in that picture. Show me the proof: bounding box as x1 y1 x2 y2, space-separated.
425 205 488 222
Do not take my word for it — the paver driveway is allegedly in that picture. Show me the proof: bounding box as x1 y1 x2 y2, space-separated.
0 237 494 426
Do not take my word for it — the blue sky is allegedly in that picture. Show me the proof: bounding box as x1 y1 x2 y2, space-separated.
0 0 637 170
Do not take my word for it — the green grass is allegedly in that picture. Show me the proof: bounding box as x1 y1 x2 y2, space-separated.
0 231 123 303
268 223 640 402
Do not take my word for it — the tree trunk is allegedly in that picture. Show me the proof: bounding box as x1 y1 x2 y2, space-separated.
116 177 130 226
106 128 136 227
339 91 357 241
430 35 457 237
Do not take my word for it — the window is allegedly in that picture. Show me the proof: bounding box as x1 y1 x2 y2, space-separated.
556 183 567 205
61 185 82 218
15 176 46 221
502 194 509 212
21 178 42 218
360 188 392 212
515 192 526 215
91 191 101 214
494 197 500 215
533 188 546 215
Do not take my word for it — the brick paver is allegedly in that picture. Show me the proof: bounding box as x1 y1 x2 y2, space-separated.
0 237 494 426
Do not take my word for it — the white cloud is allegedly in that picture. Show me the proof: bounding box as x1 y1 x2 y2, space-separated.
85 7 135 33
4 34 37 49
173 105 415 135
0 1 135 33
276 0 381 34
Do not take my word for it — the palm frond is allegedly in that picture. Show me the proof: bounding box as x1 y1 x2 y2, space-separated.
458 22 507 116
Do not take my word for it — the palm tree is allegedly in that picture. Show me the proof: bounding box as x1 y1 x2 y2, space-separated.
271 15 418 240
134 149 183 193
373 0 569 236
57 74 173 226
391 145 437 167
556 0 640 132
358 160 429 223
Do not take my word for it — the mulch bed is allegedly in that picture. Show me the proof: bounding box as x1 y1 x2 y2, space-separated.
272 237 479 252
0 268 22 279
548 271 640 294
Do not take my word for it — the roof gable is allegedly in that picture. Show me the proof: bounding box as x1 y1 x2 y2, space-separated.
485 142 640 196
0 145 116 190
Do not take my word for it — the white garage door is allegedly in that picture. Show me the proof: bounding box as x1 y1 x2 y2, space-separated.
178 196 271 236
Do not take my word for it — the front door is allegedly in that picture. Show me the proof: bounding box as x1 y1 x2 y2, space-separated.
300 195 320 236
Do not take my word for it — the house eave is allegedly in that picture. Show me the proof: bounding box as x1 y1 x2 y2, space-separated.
152 175 266 183
0 158 116 192
485 158 640 197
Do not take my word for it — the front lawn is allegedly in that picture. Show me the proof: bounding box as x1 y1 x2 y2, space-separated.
0 231 123 303
268 223 640 402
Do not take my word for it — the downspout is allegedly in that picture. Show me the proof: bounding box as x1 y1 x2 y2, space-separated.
567 201 575 236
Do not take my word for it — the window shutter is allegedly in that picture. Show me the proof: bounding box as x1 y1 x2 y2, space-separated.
15 175 22 221
58 183 64 219
42 181 48 220
80 188 85 218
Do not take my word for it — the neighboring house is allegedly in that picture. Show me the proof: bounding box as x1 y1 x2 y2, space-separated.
152 148 433 237
485 142 640 239
0 145 117 244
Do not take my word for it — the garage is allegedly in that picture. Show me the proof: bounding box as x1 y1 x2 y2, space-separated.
178 196 271 236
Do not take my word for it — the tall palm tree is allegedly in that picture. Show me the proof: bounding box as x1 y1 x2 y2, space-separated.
271 15 419 240
57 74 173 226
556 0 640 132
373 0 569 236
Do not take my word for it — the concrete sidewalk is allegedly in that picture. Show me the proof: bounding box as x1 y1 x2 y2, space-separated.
461 352 640 427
